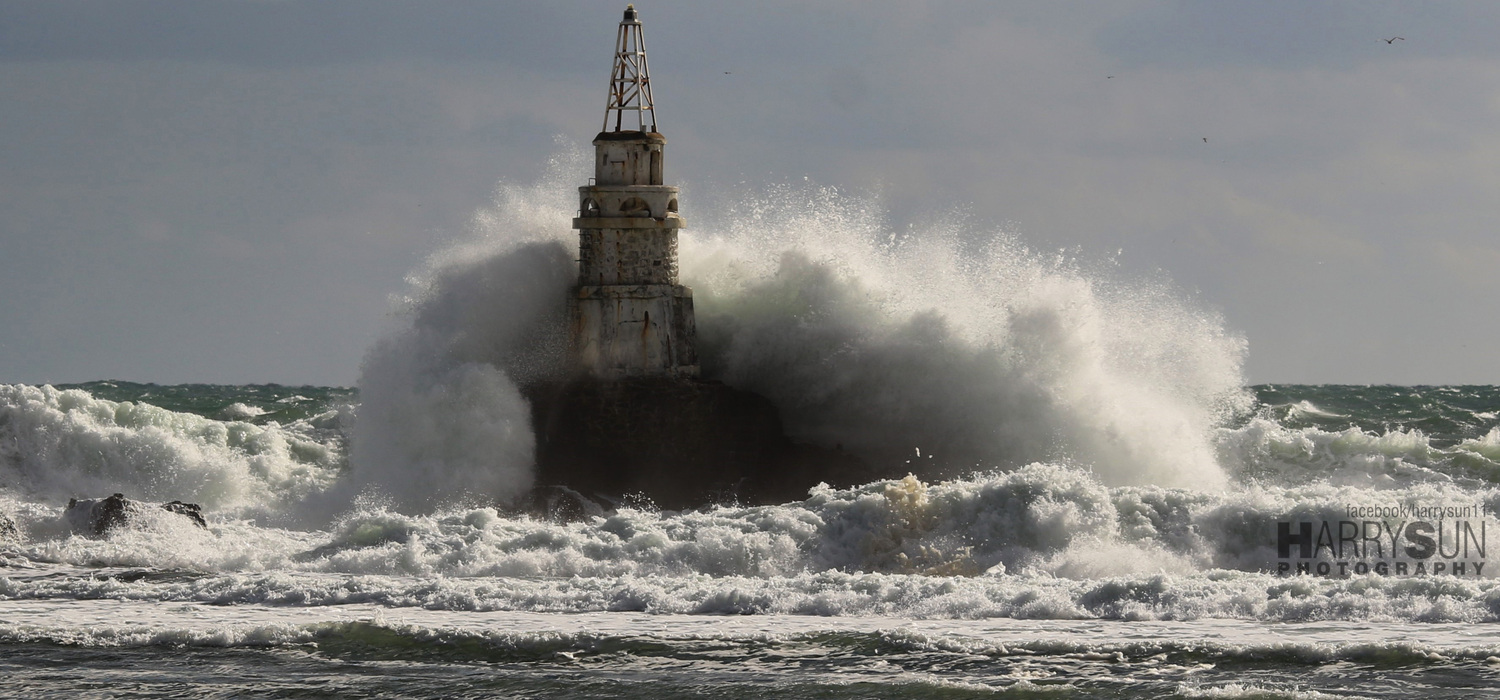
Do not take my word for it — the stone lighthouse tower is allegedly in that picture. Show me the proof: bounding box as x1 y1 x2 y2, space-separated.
570 4 697 378
526 6 871 513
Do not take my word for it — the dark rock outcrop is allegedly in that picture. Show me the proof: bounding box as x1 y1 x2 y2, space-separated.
65 494 208 537
161 501 208 529
0 512 18 544
524 377 870 511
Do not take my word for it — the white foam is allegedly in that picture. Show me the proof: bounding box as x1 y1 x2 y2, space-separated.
6 463 1500 626
1460 427 1500 462
218 403 267 420
1217 418 1494 487
1177 683 1369 699
679 179 1249 488
0 384 340 518
3 599 1498 671
351 152 1251 504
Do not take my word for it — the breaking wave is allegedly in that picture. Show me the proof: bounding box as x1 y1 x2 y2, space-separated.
3 462 1499 623
342 142 1250 507
1 147 1496 641
684 181 1250 489
0 383 341 519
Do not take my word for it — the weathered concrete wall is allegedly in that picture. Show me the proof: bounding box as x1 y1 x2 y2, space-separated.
570 284 698 378
577 228 679 286
571 218 694 376
570 128 695 378
524 377 871 509
593 130 666 186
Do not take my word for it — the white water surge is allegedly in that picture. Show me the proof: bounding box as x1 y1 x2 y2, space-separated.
343 143 1249 511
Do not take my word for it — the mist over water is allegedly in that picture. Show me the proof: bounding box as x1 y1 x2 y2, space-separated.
344 242 571 512
344 150 582 512
345 143 1250 509
683 182 1249 489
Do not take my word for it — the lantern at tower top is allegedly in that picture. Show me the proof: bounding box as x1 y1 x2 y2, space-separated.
603 4 657 133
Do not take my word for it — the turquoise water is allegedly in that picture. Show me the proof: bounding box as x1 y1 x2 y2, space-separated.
1253 384 1500 448
66 381 356 427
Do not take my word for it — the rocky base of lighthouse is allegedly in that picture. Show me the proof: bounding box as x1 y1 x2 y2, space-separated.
522 377 870 512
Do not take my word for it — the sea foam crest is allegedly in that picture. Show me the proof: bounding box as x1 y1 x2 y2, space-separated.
1217 418 1500 487
7 463 1500 622
0 384 339 516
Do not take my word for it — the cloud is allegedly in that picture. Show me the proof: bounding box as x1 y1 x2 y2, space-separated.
1 2 1498 384
0 1 598 69
1429 241 1500 292
1098 1 1500 69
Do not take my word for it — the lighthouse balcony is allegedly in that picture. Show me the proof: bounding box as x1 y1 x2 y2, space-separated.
572 216 684 230
578 185 680 222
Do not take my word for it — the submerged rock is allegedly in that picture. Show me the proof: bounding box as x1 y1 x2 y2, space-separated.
64 494 208 537
524 377 871 510
528 484 610 522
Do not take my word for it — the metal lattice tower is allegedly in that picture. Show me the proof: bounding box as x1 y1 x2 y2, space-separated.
604 4 657 133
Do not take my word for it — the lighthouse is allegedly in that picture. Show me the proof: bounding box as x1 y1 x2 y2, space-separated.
570 4 698 378
526 6 870 513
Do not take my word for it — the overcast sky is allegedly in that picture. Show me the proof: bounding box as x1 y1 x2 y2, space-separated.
1 0 1497 386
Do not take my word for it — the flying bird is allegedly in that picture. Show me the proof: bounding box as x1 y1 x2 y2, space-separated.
1202 137 1208 143
1384 37 1404 44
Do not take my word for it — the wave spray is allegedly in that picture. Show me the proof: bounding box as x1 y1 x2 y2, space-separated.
348 144 1249 508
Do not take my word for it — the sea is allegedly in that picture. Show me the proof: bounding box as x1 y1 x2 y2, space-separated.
4 157 1500 697
3 382 1500 698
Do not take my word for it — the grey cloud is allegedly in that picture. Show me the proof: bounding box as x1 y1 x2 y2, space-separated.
1098 0 1500 69
0 1 591 68
1 1 1497 384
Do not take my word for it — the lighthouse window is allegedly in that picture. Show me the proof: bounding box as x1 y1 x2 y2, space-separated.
583 199 600 216
667 198 678 213
620 197 651 217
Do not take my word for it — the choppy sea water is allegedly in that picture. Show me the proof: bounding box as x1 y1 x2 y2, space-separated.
3 382 1500 698
4 161 1499 696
